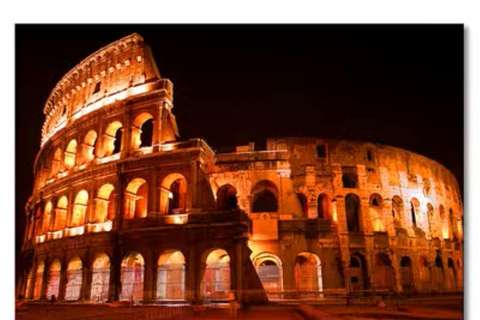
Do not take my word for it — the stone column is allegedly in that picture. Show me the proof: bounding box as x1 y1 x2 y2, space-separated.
383 198 395 236
27 262 36 299
109 249 122 302
143 253 155 302
40 264 49 300
391 252 403 293
58 261 68 300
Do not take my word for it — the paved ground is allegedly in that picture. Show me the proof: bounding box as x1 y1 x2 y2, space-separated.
15 296 464 320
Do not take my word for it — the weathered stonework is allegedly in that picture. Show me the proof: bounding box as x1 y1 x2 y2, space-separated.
18 34 463 305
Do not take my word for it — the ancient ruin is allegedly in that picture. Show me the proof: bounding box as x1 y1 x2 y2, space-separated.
17 33 463 305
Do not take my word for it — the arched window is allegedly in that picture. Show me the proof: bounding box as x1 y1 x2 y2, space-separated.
54 196 68 231
82 130 97 163
254 253 283 295
95 184 115 223
132 113 154 150
296 193 308 217
124 178 148 219
203 249 230 300
369 194 384 232
373 253 394 290
64 140 77 169
160 173 187 215
345 193 361 232
400 256 414 293
71 190 88 227
251 180 278 213
419 256 431 289
41 202 52 234
104 121 123 156
46 259 61 299
33 261 44 300
157 250 186 301
410 198 420 228
317 193 333 219
91 253 110 302
295 252 323 293
120 252 145 302
51 148 62 177
349 253 367 290
216 184 238 210
65 257 83 301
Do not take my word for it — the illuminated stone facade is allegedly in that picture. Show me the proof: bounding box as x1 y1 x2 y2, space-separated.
17 34 463 304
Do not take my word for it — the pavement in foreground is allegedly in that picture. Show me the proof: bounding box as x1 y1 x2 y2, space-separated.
16 296 464 320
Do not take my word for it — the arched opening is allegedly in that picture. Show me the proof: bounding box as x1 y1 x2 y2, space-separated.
400 256 414 293
447 258 456 291
392 196 404 228
90 253 110 302
65 257 83 301
296 193 308 217
33 261 44 300
373 253 394 290
317 193 333 219
449 209 457 237
46 259 61 300
82 130 97 163
419 256 431 292
124 178 148 219
251 180 278 213
132 113 154 150
345 194 361 232
160 173 187 215
120 252 145 302
254 253 283 296
104 121 123 156
369 194 384 232
54 196 68 231
432 256 445 292
350 253 367 290
51 148 62 177
410 198 420 228
295 252 323 297
156 250 186 301
41 202 52 234
95 184 115 223
203 249 230 300
439 205 448 239
71 190 88 227
216 184 238 210
64 140 77 169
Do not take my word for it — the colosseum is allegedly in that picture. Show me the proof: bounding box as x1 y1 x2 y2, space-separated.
17 33 463 305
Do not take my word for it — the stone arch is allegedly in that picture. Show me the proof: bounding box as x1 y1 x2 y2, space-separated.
295 252 323 294
82 130 97 163
216 184 238 210
46 259 62 299
317 193 333 219
71 190 88 227
345 193 361 232
160 173 187 215
350 253 368 290
64 139 78 169
104 121 123 156
419 256 431 292
124 178 148 219
132 112 154 150
156 250 186 301
296 192 308 217
410 198 420 228
202 249 230 300
65 256 83 301
120 252 145 302
54 196 68 231
90 253 110 302
95 184 115 223
253 252 283 295
400 256 415 293
33 261 45 300
373 253 394 290
51 148 62 177
41 202 53 234
392 195 404 227
447 257 456 291
432 255 444 292
369 193 384 232
251 180 279 213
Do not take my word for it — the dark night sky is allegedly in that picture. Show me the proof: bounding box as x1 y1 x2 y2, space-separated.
15 25 464 259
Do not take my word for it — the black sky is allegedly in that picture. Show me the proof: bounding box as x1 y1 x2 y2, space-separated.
15 24 464 260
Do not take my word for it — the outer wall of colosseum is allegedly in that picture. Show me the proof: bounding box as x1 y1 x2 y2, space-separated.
17 33 463 305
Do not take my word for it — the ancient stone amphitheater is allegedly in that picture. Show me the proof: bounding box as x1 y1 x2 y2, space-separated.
17 33 463 305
